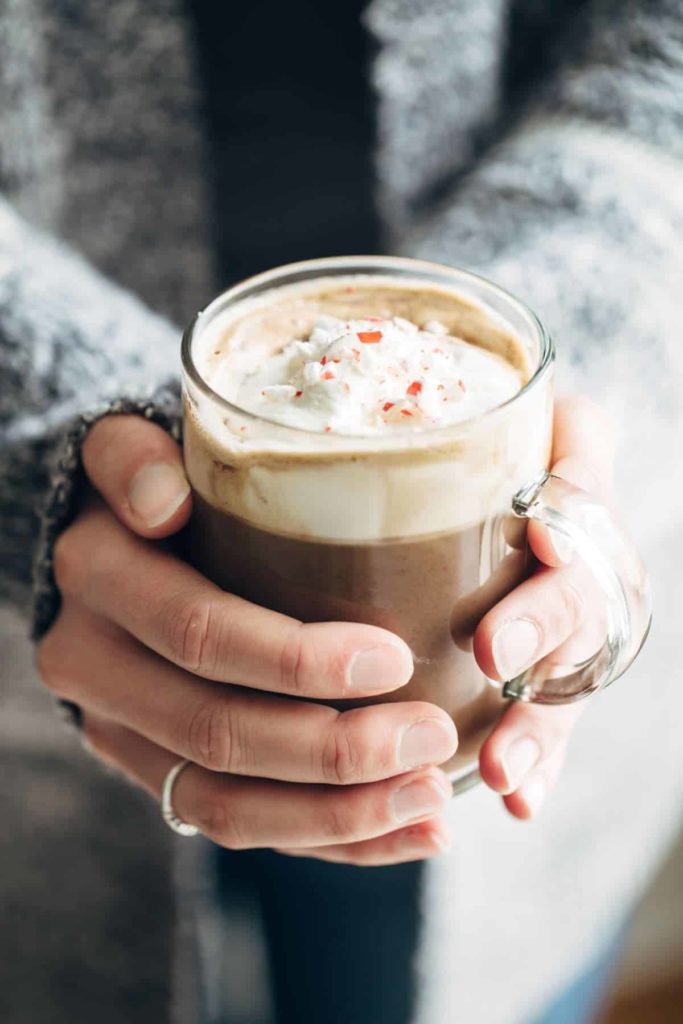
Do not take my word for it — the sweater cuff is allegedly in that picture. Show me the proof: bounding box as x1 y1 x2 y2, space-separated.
32 386 183 646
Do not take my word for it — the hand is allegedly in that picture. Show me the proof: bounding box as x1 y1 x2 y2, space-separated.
37 416 458 867
474 395 617 819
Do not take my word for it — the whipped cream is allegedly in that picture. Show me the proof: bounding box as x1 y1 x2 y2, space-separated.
185 275 552 540
210 315 522 435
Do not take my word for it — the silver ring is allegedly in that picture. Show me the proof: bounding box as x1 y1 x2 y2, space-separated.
161 759 199 837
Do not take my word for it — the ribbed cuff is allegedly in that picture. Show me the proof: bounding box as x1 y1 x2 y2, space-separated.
32 386 182 729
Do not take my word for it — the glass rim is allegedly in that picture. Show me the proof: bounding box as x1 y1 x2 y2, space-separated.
181 255 555 443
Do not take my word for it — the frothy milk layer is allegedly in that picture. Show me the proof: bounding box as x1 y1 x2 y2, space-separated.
184 276 553 540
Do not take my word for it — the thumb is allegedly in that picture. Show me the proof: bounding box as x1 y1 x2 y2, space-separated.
528 394 617 568
82 414 191 538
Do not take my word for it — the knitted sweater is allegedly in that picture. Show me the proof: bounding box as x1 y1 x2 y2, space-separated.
1 2 682 1022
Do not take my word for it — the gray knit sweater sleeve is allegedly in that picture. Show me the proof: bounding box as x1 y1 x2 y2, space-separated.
403 0 683 443
0 198 183 628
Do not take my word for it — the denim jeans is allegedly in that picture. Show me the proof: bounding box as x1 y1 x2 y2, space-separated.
201 846 626 1024
531 923 627 1024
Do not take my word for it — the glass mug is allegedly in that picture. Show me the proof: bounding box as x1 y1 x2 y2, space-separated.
181 256 652 794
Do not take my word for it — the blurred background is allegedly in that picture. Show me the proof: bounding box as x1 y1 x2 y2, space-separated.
2 600 682 1023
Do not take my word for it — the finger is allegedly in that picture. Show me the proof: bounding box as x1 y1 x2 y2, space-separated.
479 698 583 796
82 415 191 538
44 604 456 782
175 765 452 850
501 743 567 820
473 559 603 684
54 505 414 697
81 713 453 849
528 395 617 568
81 711 178 799
274 816 452 866
551 394 617 495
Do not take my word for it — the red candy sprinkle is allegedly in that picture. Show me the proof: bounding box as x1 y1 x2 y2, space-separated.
357 330 383 344
322 370 335 380
320 356 327 365
383 402 395 412
406 380 422 396
400 408 413 417
295 390 303 398
324 425 332 432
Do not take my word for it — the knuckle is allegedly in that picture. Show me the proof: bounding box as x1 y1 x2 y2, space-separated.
525 706 577 761
278 624 316 695
35 623 74 699
185 698 242 773
194 787 247 849
321 717 365 786
164 594 220 675
537 725 569 763
556 577 584 634
52 527 85 595
81 715 111 761
320 796 357 843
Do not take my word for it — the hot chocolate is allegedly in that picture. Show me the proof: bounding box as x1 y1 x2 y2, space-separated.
182 263 553 788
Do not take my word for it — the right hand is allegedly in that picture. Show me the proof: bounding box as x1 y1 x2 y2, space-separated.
37 415 457 866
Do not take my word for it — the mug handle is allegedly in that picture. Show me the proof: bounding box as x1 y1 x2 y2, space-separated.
502 472 652 704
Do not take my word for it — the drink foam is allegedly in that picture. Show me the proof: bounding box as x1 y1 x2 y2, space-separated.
183 276 553 540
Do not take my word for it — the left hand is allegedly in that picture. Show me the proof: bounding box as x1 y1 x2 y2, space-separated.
473 394 617 820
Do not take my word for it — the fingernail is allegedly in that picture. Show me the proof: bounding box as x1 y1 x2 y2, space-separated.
492 619 540 679
128 462 190 528
392 775 450 823
501 736 541 792
348 644 412 693
518 773 546 817
399 718 457 769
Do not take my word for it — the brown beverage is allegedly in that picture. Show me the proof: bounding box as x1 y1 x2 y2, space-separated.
182 258 554 790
